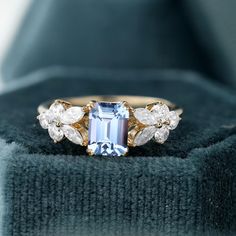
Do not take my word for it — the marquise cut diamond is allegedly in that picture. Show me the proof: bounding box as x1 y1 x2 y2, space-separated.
133 103 180 146
48 124 64 142
134 108 156 125
38 98 181 152
151 104 169 122
62 125 83 145
154 127 169 144
61 107 84 125
38 101 84 144
38 113 50 129
49 103 65 119
134 126 156 146
168 111 180 130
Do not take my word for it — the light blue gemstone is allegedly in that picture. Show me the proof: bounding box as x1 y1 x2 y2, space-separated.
88 102 129 156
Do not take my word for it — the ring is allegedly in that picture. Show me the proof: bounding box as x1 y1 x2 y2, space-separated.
37 96 183 156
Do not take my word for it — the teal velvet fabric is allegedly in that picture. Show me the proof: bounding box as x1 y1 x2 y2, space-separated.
2 0 210 81
1 0 236 235
5 0 236 86
0 70 236 235
183 0 236 87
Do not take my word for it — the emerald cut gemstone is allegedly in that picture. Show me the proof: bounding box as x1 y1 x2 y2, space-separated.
88 102 129 156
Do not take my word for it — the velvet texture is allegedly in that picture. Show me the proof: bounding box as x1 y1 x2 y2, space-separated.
1 0 236 235
183 0 236 87
0 71 236 235
6 0 236 86
2 0 211 81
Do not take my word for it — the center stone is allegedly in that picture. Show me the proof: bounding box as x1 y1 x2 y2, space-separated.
88 102 129 156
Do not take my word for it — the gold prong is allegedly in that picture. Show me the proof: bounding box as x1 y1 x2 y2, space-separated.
122 101 134 112
37 96 182 156
54 99 72 109
83 100 96 113
146 101 163 111
128 126 140 147
155 122 162 128
123 147 129 157
72 123 88 146
86 148 94 156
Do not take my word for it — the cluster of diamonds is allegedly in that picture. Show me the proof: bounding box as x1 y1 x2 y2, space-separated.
132 103 180 146
37 100 181 150
37 101 85 145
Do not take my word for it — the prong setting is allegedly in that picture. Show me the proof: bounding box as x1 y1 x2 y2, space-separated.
37 97 182 155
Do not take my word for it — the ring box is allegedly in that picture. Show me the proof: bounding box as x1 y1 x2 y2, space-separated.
1 0 236 235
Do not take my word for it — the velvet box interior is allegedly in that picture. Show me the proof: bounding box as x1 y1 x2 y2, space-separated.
1 0 236 235
1 72 236 236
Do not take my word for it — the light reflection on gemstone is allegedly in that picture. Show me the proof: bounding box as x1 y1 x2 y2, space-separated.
88 102 129 156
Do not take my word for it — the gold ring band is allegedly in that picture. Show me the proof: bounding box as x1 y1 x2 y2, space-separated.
37 95 183 156
38 95 183 115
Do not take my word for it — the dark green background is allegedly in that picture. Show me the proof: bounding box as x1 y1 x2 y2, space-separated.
1 0 236 235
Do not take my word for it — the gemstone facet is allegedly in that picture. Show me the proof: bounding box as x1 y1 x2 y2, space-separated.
154 126 170 144
134 126 156 146
131 103 180 146
37 101 84 144
88 102 129 156
61 107 84 125
134 108 156 125
151 103 169 122
167 111 180 130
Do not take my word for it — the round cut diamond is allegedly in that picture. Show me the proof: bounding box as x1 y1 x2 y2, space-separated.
134 126 156 146
134 108 156 125
154 127 169 144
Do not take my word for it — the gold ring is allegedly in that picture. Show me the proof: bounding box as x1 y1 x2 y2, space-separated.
37 96 183 156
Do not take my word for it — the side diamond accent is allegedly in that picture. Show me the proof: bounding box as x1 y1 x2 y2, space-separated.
49 103 65 120
134 108 156 125
131 102 181 146
61 107 84 125
167 111 180 130
151 104 169 122
134 126 156 146
154 127 169 144
62 125 83 145
48 124 64 142
38 100 85 144
38 113 50 129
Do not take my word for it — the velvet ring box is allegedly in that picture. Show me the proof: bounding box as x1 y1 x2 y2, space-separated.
1 0 236 235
